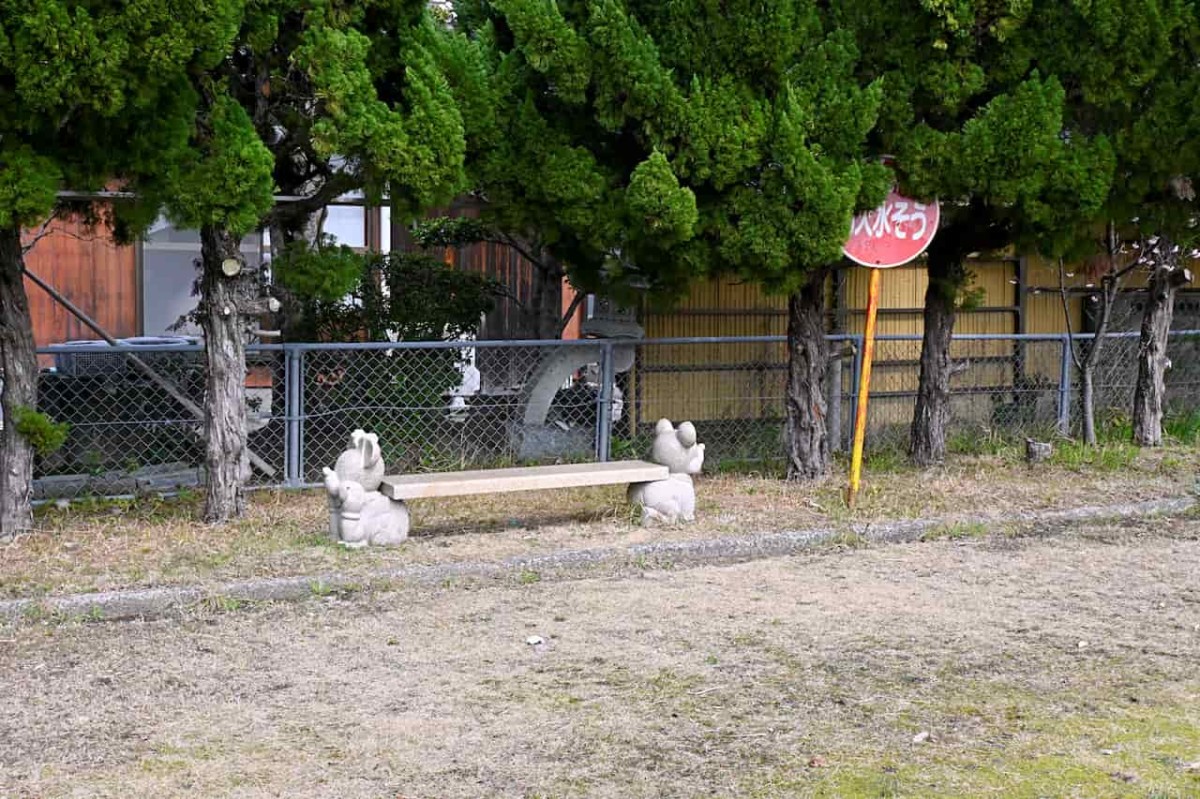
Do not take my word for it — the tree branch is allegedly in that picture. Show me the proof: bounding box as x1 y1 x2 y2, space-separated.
499 231 550 272
1169 267 1194 288
1082 221 1123 370
20 215 58 255
1058 258 1084 371
263 171 358 228
557 290 586 336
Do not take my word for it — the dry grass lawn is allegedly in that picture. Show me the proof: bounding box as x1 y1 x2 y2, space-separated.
3 514 1199 797
2 445 1196 599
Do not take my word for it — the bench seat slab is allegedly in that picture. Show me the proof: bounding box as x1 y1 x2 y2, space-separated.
380 460 670 500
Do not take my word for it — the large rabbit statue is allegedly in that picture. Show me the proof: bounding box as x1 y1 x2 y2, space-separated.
323 429 409 546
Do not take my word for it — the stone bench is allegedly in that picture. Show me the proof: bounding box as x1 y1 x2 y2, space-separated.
380 460 668 500
323 422 704 546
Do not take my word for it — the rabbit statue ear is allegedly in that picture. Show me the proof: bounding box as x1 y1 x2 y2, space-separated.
655 418 675 435
359 432 380 467
676 422 697 448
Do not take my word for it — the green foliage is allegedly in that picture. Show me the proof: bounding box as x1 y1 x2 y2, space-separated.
272 237 364 302
0 146 60 229
956 279 987 312
437 0 888 302
158 0 470 244
625 151 697 243
834 0 1197 260
278 246 500 343
294 20 467 213
1164 410 1200 445
1051 440 1138 473
167 95 275 237
12 406 69 458
0 0 247 232
411 215 495 249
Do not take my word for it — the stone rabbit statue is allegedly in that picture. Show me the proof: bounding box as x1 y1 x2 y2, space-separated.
628 419 705 525
323 429 409 546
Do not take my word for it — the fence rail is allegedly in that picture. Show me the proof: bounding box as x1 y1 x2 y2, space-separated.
18 331 1200 501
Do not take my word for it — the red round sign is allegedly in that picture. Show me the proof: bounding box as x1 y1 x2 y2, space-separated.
842 190 940 268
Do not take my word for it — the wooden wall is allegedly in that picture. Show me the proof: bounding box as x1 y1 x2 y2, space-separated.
636 257 1032 431
636 280 790 425
23 216 139 350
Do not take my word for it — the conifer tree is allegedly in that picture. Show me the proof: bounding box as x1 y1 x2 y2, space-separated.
0 0 245 533
440 0 888 478
162 0 470 521
833 0 1190 463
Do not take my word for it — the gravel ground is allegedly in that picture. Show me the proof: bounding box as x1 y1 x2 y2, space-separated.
3 515 1200 798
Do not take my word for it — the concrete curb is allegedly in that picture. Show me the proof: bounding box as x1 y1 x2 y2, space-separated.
2 495 1194 625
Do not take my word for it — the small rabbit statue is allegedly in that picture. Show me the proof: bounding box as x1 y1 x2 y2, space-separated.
323 474 410 547
628 419 706 525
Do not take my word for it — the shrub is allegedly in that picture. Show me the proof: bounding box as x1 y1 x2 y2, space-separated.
13 406 70 457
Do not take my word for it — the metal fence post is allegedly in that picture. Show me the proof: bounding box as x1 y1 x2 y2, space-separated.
828 339 843 453
285 345 303 486
1057 335 1072 436
848 334 865 451
596 342 615 462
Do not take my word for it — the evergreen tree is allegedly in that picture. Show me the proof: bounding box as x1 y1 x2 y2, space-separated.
1022 0 1197 447
1096 8 1200 445
439 0 888 477
833 0 1191 464
161 0 470 522
0 0 245 534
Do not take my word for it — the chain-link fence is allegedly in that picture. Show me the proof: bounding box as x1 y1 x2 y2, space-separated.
850 332 1200 450
30 342 287 500
20 331 1200 500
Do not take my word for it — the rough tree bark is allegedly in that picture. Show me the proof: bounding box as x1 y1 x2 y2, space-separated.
199 224 253 523
785 267 831 480
0 226 37 536
910 249 961 466
1133 256 1192 446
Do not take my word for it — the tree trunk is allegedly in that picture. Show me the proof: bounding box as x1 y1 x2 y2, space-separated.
910 252 961 466
1080 365 1097 446
0 226 37 536
199 225 251 523
785 269 830 480
1133 263 1191 446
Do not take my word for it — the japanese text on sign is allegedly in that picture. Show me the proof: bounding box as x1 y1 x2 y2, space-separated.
850 199 931 241
842 189 940 269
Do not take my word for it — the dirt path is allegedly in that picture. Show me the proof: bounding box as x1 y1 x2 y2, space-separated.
4 517 1200 798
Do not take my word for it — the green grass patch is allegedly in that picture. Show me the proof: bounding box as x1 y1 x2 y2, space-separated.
1051 441 1139 472
744 677 1200 798
1164 408 1200 445
920 521 990 542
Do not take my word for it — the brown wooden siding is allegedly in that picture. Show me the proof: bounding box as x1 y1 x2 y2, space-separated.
23 216 138 349
391 200 586 341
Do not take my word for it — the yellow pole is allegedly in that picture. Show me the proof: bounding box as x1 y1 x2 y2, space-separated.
847 267 882 508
